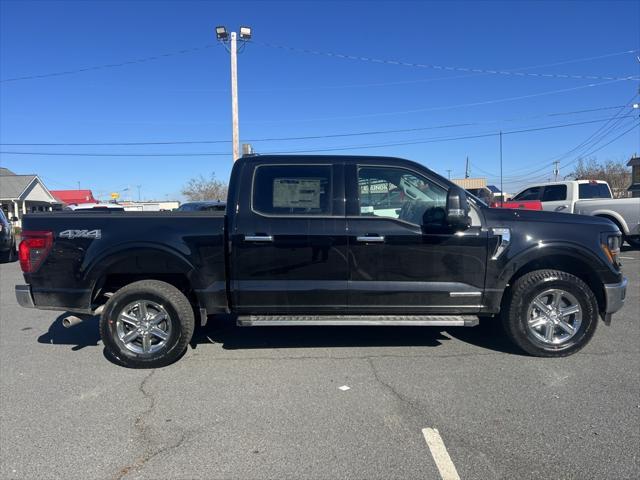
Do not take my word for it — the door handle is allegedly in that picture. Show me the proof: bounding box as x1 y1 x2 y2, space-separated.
356 235 385 243
244 235 274 242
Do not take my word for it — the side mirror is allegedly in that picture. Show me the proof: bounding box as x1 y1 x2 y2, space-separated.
446 186 471 230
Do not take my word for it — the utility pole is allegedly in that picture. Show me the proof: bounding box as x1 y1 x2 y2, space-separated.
77 181 81 190
446 169 452 179
230 32 240 162
136 185 142 202
216 26 252 162
465 156 470 178
499 131 504 207
553 161 560 181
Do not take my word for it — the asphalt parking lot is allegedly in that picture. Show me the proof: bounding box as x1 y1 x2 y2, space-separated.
0 250 638 480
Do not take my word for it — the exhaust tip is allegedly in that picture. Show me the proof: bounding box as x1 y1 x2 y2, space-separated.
62 315 84 328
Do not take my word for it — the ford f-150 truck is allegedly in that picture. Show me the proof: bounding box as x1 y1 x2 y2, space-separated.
16 155 628 367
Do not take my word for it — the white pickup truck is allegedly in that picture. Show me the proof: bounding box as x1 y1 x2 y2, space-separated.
512 180 640 247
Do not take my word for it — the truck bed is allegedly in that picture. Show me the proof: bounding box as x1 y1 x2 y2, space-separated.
20 211 228 314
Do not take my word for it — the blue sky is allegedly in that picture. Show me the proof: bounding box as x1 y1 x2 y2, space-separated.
1 0 638 201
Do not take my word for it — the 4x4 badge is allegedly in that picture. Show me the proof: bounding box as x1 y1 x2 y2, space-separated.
59 229 102 240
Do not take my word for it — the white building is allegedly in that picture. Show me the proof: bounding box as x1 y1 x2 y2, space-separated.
0 168 60 227
120 200 180 212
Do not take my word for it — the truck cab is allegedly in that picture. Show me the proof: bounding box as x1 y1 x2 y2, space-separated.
511 180 612 213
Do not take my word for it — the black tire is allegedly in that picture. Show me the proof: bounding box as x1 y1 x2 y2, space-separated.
502 269 598 357
100 280 195 368
0 245 12 263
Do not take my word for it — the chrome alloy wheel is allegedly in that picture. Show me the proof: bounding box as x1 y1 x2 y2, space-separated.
526 288 582 345
115 300 172 354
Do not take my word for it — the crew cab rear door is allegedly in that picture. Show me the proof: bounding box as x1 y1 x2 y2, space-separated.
540 184 570 212
230 159 348 314
345 160 488 313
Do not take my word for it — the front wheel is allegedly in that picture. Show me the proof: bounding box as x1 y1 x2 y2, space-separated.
100 280 195 368
503 270 598 357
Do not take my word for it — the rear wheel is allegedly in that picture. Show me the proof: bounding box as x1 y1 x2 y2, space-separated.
503 270 598 357
100 280 195 368
0 243 13 263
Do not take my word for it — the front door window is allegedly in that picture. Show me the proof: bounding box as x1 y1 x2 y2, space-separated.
358 166 447 227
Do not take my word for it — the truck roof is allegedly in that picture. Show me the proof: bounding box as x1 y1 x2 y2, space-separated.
237 154 416 163
235 154 446 180
522 179 608 187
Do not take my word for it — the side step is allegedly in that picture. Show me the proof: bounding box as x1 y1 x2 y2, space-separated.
237 315 479 327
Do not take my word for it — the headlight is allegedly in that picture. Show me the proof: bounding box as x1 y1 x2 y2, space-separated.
601 233 621 267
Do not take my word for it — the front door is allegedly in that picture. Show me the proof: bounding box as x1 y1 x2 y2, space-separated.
346 163 488 313
231 161 348 314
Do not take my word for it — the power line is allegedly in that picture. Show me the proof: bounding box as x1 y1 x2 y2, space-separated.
0 105 626 146
471 95 639 179
242 78 634 124
257 42 639 82
241 50 640 92
473 117 638 182
0 44 217 83
497 121 638 186
2 116 635 158
2 40 636 85
267 115 635 155
0 151 229 157
560 121 640 169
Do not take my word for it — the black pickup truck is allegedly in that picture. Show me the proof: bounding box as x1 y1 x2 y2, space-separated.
16 155 627 367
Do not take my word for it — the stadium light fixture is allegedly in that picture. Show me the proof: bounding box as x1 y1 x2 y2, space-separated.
215 26 228 41
239 26 252 40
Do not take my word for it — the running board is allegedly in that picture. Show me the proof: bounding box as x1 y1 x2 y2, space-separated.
237 315 479 327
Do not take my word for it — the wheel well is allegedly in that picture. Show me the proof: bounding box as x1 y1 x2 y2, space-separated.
594 214 624 235
92 273 197 310
503 255 605 313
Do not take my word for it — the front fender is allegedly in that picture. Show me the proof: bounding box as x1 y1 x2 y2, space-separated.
587 211 628 235
483 239 618 313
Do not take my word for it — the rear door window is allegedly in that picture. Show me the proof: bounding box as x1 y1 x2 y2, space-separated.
252 165 332 216
541 185 567 202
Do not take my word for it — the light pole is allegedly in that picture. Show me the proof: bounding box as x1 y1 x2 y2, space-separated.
216 25 252 162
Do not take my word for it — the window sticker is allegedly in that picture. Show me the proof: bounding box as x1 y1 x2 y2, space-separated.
273 178 322 209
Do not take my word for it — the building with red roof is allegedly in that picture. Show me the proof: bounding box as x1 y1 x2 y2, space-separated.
50 190 97 205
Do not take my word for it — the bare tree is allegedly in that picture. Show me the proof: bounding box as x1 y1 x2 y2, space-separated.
181 173 228 201
568 158 631 198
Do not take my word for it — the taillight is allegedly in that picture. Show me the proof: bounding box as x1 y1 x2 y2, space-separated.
18 231 53 273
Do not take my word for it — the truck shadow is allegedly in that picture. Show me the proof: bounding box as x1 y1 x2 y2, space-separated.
37 313 101 351
37 313 521 358
193 316 521 355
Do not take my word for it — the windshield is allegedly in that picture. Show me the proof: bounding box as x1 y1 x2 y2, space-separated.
465 192 488 207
